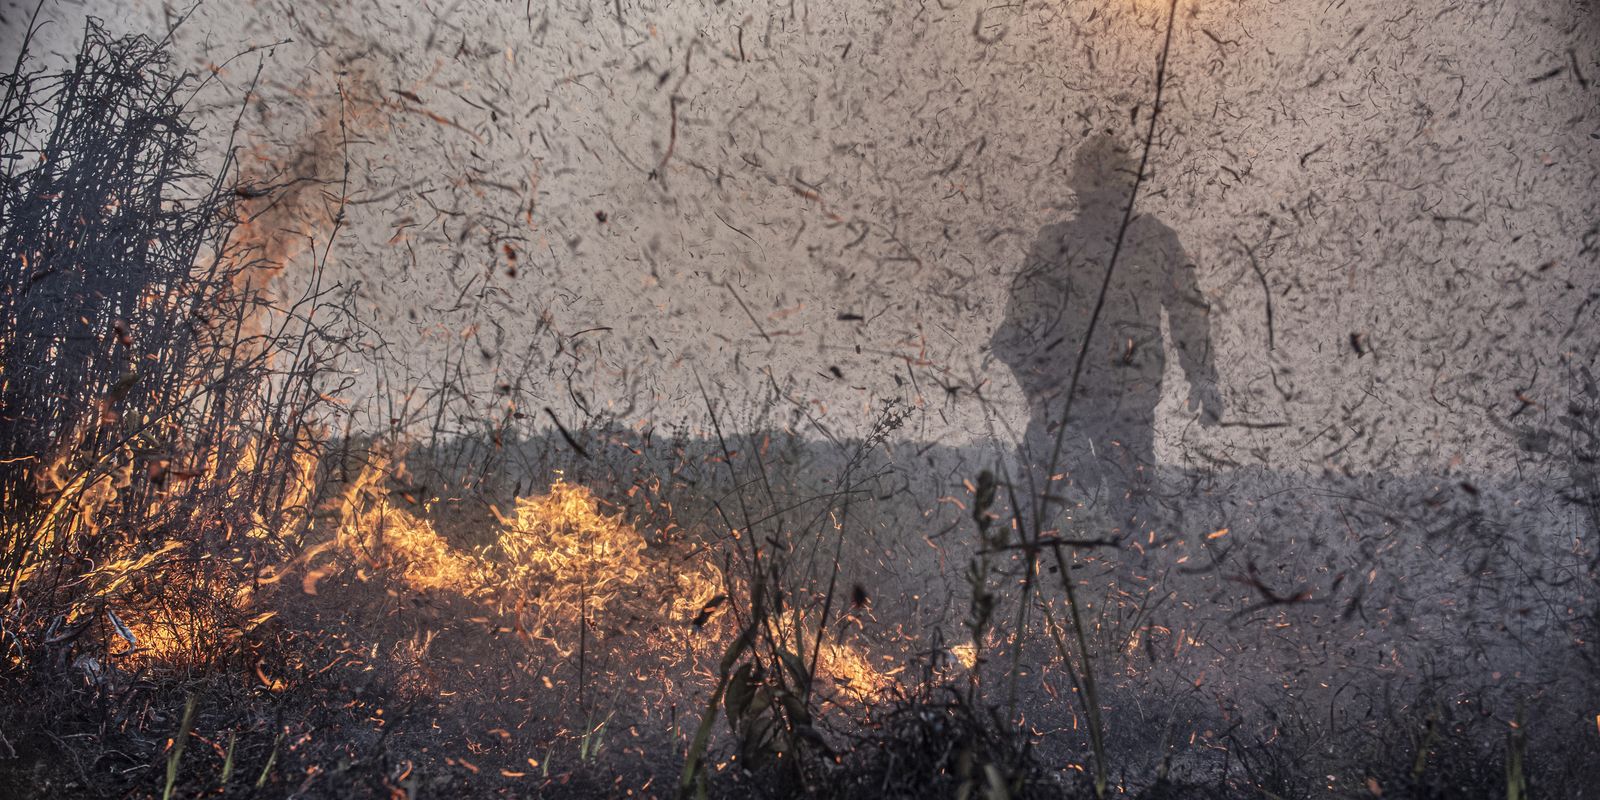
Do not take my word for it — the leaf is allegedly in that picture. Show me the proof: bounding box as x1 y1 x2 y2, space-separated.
720 621 758 674
739 710 776 768
255 733 282 789
691 594 727 628
162 695 197 800
746 686 771 719
777 649 810 692
219 732 237 786
724 662 756 732
679 618 760 800
105 607 137 649
244 611 278 630
983 764 1011 800
779 690 812 728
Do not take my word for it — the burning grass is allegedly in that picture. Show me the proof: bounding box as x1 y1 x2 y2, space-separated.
489 477 726 653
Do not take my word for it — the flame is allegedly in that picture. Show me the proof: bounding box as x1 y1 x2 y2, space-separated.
8 424 326 667
817 642 893 698
313 462 731 659
312 463 891 695
16 423 894 704
489 479 724 653
333 456 473 593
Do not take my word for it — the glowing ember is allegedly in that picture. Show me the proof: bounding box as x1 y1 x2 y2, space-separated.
950 642 978 671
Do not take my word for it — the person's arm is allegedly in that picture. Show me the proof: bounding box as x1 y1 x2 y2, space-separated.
1163 234 1222 423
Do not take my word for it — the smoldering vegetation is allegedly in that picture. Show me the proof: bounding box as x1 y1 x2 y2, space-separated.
2 14 1599 800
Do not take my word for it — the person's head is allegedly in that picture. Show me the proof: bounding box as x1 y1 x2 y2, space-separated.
1071 133 1139 195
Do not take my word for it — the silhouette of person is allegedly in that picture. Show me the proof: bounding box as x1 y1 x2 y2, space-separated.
991 134 1220 538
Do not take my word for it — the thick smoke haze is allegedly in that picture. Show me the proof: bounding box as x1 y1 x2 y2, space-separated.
7 0 1595 476
3 2 1599 797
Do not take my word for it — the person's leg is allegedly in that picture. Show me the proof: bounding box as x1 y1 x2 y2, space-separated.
1108 417 1159 540
1016 402 1060 539
1016 389 1160 540
1018 393 1118 535
1095 347 1165 541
